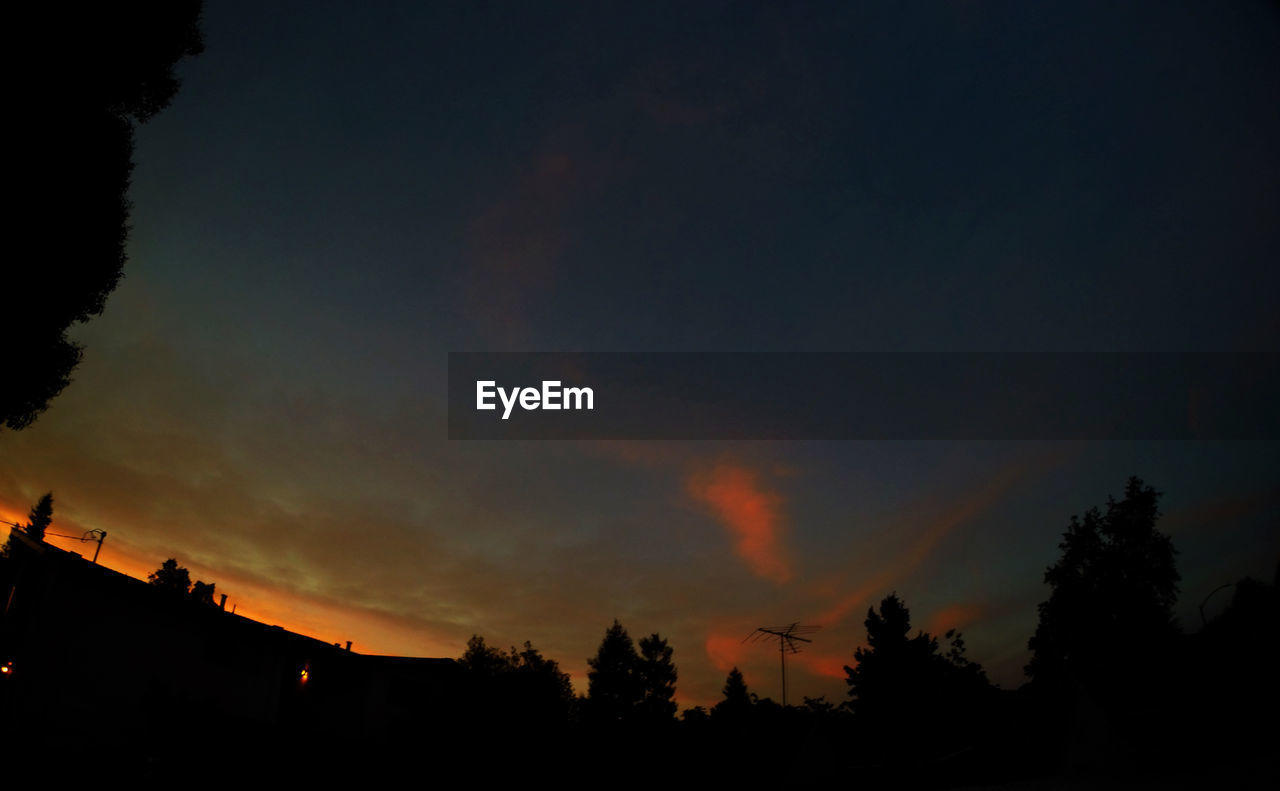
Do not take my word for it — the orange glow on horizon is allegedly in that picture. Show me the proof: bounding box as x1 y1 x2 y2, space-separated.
5 511 459 663
1 508 28 539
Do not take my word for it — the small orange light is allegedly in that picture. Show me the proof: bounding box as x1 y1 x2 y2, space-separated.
300 667 309 683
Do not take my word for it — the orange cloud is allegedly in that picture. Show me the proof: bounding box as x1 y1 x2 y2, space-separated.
794 652 851 681
705 631 747 673
687 463 791 584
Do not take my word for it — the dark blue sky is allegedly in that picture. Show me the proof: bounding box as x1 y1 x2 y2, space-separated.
3 0 1277 706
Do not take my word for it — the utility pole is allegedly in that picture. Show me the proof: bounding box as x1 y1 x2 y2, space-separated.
87 530 106 563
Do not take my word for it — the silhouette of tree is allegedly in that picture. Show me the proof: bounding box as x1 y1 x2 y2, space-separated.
1021 477 1184 769
637 633 678 724
458 634 513 728
713 666 753 721
148 558 192 595
459 634 511 677
458 635 574 727
802 695 837 715
23 493 55 542
190 579 216 606
586 619 643 725
509 640 575 723
942 627 991 690
1189 565 1280 759
1026 477 1180 694
844 593 939 719
844 593 993 759
800 695 849 732
681 705 710 723
723 666 750 704
1 494 54 555
6 3 203 431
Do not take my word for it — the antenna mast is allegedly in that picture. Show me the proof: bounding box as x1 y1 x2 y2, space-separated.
744 622 820 706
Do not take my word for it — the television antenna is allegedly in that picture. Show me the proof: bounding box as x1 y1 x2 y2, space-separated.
743 622 820 706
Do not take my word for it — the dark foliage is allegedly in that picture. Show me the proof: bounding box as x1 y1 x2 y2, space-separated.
1026 477 1180 695
585 619 644 725
844 593 994 762
458 634 509 677
1 493 54 556
6 2 204 430
712 666 753 723
582 623 678 728
509 640 575 723
190 579 217 606
1178 565 1280 766
637 632 678 724
1020 477 1192 773
24 493 55 542
458 635 574 727
148 558 193 595
680 705 709 723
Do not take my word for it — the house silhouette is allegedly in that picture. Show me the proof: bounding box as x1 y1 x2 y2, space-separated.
1 528 462 771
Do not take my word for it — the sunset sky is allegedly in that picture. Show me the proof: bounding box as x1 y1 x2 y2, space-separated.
3 0 1278 708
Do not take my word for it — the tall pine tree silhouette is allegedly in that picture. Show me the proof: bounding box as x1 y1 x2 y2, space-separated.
637 633 678 724
23 493 55 542
586 620 642 725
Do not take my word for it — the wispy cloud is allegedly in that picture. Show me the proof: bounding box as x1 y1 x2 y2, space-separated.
687 462 792 584
704 631 748 673
1161 483 1280 537
793 651 851 681
815 447 1070 628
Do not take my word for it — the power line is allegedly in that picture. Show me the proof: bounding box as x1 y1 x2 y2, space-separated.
3 523 107 563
